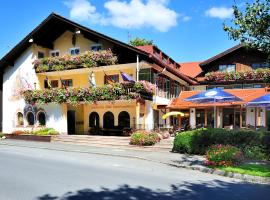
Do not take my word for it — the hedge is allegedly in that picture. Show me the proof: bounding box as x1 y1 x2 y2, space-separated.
172 128 270 159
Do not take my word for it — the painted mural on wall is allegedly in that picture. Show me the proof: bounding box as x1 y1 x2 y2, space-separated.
9 69 33 101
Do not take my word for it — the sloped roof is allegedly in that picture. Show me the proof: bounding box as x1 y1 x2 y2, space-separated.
0 13 197 85
168 88 269 109
0 12 149 67
137 45 198 85
200 44 244 67
179 62 202 78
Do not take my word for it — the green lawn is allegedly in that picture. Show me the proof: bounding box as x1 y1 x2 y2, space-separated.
218 164 270 177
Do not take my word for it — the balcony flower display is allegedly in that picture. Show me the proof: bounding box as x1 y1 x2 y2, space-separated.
205 68 270 83
34 49 118 72
22 82 156 106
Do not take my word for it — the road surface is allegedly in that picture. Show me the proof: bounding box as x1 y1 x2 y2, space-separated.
0 143 269 200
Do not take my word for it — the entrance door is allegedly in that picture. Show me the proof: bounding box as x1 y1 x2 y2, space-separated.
67 110 76 135
223 108 234 128
153 110 159 129
267 109 270 131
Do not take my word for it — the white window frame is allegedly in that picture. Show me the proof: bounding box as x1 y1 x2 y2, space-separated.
69 47 80 55
50 50 60 57
91 44 102 51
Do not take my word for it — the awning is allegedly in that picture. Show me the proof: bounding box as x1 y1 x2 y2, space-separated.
162 111 184 119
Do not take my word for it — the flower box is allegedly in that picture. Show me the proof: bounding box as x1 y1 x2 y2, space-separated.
34 49 118 72
22 82 156 106
205 69 270 83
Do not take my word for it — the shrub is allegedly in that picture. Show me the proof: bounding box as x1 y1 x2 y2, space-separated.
33 128 59 136
243 146 268 160
205 145 244 167
172 128 270 158
130 131 160 146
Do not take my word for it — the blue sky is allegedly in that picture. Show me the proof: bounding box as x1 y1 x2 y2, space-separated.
0 0 252 62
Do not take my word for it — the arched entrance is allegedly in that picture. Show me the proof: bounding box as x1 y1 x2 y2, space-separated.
89 112 100 128
103 112 114 129
118 111 130 128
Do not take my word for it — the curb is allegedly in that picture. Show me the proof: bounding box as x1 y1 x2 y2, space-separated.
1 141 270 185
167 163 270 185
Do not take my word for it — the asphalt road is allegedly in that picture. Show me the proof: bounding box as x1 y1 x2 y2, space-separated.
0 144 269 200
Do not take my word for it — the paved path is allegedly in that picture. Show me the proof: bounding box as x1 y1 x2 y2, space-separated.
0 140 270 200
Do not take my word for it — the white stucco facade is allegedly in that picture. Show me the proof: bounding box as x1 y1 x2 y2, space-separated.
2 47 67 134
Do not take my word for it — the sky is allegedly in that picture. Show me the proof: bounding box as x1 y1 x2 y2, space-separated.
0 0 253 63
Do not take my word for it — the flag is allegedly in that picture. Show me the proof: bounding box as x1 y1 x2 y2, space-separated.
89 71 96 87
120 71 135 83
45 76 51 88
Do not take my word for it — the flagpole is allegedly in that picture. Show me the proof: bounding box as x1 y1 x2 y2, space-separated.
214 97 217 128
136 55 139 82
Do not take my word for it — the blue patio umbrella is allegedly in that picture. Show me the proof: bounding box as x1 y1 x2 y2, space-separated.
246 93 270 107
185 88 243 128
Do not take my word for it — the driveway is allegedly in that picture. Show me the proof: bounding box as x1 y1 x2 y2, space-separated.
0 142 269 200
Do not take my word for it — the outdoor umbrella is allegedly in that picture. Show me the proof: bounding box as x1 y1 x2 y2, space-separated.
246 93 270 107
185 88 243 128
162 111 184 119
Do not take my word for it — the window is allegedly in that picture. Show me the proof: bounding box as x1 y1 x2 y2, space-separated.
103 112 114 129
253 84 264 88
37 112 46 126
70 47 80 55
174 82 181 97
252 63 269 69
118 111 130 128
44 79 58 88
104 74 119 84
61 79 73 87
38 51 44 59
26 112 35 126
139 68 152 82
89 112 100 128
243 84 253 89
91 44 102 51
219 64 236 72
17 112 24 126
50 50 60 57
233 84 242 89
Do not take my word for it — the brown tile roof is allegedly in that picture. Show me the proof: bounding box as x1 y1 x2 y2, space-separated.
179 62 202 78
168 88 269 109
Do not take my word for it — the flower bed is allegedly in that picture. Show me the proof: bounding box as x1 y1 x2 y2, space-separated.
205 68 270 83
130 131 161 146
22 82 156 106
205 144 244 167
34 49 118 72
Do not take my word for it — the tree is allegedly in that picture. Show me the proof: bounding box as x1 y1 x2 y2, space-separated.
128 37 154 46
223 0 270 56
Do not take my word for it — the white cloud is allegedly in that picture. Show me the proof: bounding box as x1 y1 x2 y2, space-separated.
205 6 233 19
64 0 101 23
64 0 179 32
182 16 191 22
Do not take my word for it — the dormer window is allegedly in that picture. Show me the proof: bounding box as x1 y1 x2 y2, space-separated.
70 47 80 55
50 50 60 57
91 44 102 51
219 64 235 72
